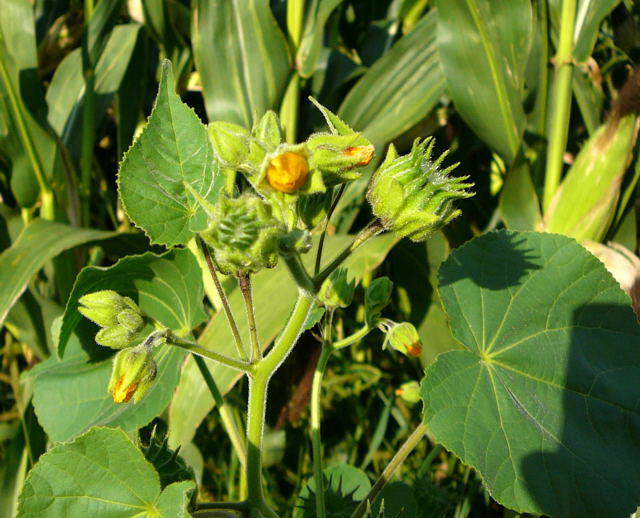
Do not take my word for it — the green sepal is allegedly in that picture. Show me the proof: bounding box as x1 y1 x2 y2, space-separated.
117 309 145 333
309 96 357 136
297 191 333 229
95 325 139 350
318 267 356 309
252 110 282 151
384 321 422 358
307 133 374 186
365 277 393 326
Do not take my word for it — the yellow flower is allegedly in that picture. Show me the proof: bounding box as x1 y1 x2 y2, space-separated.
266 152 309 193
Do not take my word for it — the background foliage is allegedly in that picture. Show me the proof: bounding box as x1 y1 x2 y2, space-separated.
2 0 640 517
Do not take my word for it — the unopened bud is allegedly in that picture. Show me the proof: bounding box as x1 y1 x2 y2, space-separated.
395 381 420 404
266 151 310 193
318 268 355 309
365 277 393 326
108 345 157 404
252 111 282 151
79 291 145 349
385 322 422 358
307 134 374 186
78 290 127 328
209 121 265 174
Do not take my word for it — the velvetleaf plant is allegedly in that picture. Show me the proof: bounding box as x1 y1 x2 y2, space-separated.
28 59 473 518
15 51 640 518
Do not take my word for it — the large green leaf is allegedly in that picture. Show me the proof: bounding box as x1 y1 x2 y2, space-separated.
435 0 531 162
0 0 60 207
0 219 116 329
338 11 445 147
30 248 204 442
168 234 396 447
46 24 140 159
17 427 194 518
421 230 640 517
297 0 344 78
192 0 291 127
118 60 224 247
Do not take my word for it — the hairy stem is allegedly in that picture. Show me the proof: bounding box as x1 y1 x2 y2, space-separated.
245 290 314 513
543 0 577 210
170 337 252 373
314 219 385 288
332 325 371 351
193 356 247 468
239 274 261 361
197 235 248 362
350 423 428 518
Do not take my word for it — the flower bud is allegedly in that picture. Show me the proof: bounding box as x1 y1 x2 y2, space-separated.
385 322 422 358
365 277 393 325
78 290 127 328
367 138 474 242
318 268 355 309
201 194 285 275
79 291 145 349
306 134 374 186
395 381 421 405
108 345 157 404
208 121 265 174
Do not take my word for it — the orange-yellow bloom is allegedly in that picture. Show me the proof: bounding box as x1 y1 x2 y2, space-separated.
344 145 374 166
266 152 309 193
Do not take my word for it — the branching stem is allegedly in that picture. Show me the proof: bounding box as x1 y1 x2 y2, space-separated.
197 235 248 362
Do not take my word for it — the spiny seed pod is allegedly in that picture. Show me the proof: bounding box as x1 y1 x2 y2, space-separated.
367 138 474 242
365 277 393 326
108 344 157 404
79 291 145 349
201 194 285 275
318 268 355 309
385 322 422 358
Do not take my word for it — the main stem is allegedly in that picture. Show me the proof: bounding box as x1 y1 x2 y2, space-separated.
543 0 577 211
245 290 314 511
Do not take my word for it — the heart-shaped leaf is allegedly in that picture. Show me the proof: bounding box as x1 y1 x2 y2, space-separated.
118 60 224 246
421 230 640 517
17 427 194 518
